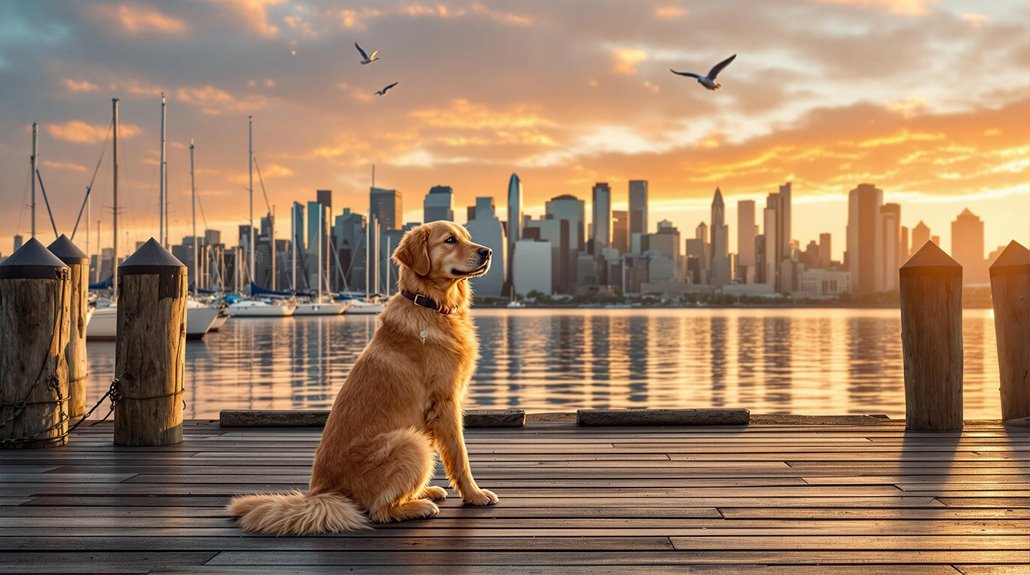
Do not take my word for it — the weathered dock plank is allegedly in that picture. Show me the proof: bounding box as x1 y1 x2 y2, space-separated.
0 420 1024 574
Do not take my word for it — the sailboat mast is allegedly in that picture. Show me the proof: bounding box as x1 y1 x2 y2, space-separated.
190 138 197 297
365 212 370 297
270 205 276 291
112 98 120 299
317 209 323 300
248 116 255 293
291 204 296 291
30 122 38 238
160 93 166 248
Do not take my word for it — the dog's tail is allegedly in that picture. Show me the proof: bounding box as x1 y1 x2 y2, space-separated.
226 490 370 535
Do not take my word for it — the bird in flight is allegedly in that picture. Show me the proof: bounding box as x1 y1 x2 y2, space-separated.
355 42 381 65
375 82 398 96
670 54 737 91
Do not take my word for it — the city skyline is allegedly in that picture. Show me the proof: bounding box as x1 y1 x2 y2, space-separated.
2 0 1028 257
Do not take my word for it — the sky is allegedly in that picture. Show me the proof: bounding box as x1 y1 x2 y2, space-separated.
1 0 1028 260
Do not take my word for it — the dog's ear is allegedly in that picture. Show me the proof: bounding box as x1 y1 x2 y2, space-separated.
393 228 432 276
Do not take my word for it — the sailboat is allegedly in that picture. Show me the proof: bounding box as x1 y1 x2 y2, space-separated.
294 206 346 315
226 116 296 318
87 96 218 340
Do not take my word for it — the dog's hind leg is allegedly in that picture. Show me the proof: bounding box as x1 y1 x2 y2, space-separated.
418 485 448 501
364 428 440 524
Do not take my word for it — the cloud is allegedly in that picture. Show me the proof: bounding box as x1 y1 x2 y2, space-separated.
610 47 648 76
961 12 988 27
90 3 187 36
46 120 141 144
43 160 86 173
62 78 98 93
654 5 687 19
175 85 268 115
813 0 939 16
220 0 287 38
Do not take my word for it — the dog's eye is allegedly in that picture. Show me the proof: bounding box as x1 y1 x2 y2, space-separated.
444 236 457 244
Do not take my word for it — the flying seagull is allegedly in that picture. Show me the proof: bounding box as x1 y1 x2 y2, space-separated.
670 54 737 91
375 82 398 96
355 42 381 65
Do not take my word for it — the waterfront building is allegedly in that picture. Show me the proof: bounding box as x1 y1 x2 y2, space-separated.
506 173 523 292
591 182 612 254
370 187 402 231
911 220 931 253
512 239 552 297
524 217 563 294
879 203 901 291
333 208 366 292
306 200 330 292
710 188 730 288
465 197 507 297
951 208 987 285
736 200 757 283
629 180 648 238
796 268 852 299
818 233 832 268
612 210 629 254
545 194 585 293
846 183 884 294
423 185 454 223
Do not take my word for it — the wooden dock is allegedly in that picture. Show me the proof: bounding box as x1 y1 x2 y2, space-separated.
1 419 1027 574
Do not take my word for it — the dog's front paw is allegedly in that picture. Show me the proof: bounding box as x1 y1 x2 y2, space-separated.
463 488 499 506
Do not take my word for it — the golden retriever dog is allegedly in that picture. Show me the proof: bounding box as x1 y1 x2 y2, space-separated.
226 220 498 534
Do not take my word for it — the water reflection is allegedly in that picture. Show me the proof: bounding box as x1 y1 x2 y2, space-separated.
84 308 1001 419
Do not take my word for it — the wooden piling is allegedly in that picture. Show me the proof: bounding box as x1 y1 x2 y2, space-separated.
113 238 187 446
989 240 1030 422
0 238 71 448
899 242 963 431
47 235 89 419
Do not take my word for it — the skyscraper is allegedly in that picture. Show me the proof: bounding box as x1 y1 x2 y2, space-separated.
290 202 306 289
710 188 730 287
777 182 792 260
612 210 629 254
370 187 402 231
316 189 332 211
951 208 986 284
846 183 884 294
879 203 901 291
423 185 454 223
900 226 910 260
505 174 523 290
911 221 931 252
628 180 648 248
545 194 585 293
763 196 779 288
591 182 612 254
736 200 757 282
818 233 832 268
465 197 507 297
306 200 329 291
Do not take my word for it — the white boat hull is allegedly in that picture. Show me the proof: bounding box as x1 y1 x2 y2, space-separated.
294 301 347 316
344 301 384 315
227 301 297 317
87 303 219 340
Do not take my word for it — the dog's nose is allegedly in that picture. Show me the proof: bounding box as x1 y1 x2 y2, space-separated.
478 247 492 258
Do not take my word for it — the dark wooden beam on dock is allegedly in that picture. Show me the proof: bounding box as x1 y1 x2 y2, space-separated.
577 408 749 426
220 408 527 428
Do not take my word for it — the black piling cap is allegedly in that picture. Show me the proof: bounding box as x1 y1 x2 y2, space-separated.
0 237 70 280
47 234 88 265
118 237 186 276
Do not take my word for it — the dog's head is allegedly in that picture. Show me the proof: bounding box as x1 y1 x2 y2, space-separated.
392 220 492 283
